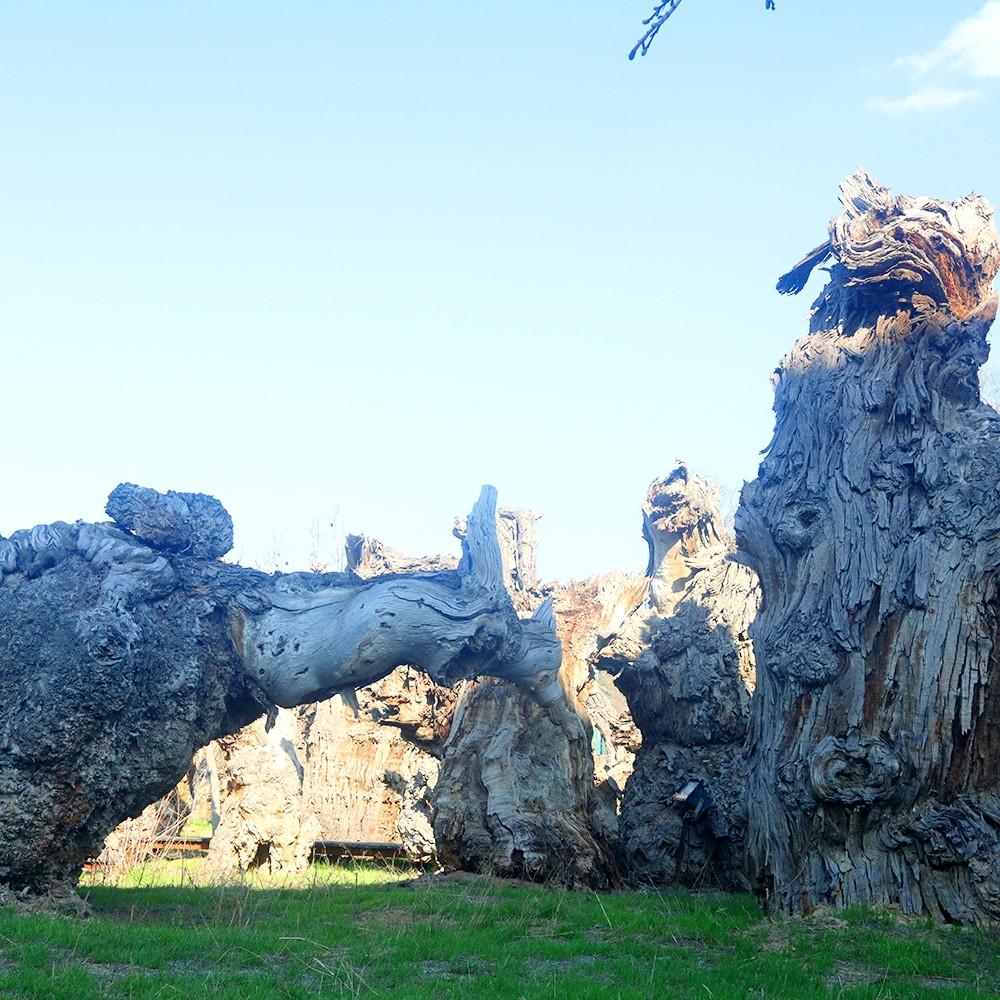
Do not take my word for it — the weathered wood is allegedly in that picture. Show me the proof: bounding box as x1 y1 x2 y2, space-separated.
181 510 536 880
737 169 1000 922
188 668 454 877
433 675 620 887
432 566 638 888
460 508 543 596
594 464 759 887
346 511 629 887
106 483 233 559
204 710 320 876
296 671 456 863
230 490 562 710
345 535 458 578
552 572 648 803
0 485 560 900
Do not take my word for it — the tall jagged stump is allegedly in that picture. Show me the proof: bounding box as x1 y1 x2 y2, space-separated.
737 171 1000 922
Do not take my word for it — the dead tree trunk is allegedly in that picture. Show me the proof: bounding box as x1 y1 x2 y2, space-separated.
737 170 1000 922
433 672 620 887
204 709 321 876
297 669 457 863
348 511 629 887
192 540 463 878
0 484 560 900
595 464 759 887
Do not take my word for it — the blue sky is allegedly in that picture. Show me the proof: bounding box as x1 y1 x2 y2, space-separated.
4 2 1000 580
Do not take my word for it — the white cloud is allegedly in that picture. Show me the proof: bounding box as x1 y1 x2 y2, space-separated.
869 4 999 114
867 86 982 115
894 2 1000 78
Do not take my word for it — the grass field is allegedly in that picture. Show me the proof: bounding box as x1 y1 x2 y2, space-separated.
0 860 998 999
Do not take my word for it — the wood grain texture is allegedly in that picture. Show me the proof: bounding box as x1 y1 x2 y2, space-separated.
429 512 630 887
594 464 759 887
739 169 1000 922
0 486 560 900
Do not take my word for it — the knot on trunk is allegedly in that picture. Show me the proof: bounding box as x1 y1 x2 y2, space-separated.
77 606 141 667
75 607 142 711
106 483 234 559
808 735 902 807
768 613 843 687
901 803 1000 868
772 498 825 555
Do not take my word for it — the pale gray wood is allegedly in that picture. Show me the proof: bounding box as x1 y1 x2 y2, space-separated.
348 509 626 887
0 485 560 901
196 507 561 883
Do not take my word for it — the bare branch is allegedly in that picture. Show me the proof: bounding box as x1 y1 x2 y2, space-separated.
630 0 776 60
629 0 686 60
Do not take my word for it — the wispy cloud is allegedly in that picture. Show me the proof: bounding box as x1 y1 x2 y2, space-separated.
869 2 998 115
895 1 1000 77
867 86 982 115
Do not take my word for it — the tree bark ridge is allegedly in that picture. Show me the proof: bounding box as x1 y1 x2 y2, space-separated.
738 168 1000 922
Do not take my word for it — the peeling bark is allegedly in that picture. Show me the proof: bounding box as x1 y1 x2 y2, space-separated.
738 169 1000 923
0 485 560 898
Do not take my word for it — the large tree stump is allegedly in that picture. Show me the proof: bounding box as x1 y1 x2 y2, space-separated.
0 485 560 900
595 464 759 887
737 170 1000 922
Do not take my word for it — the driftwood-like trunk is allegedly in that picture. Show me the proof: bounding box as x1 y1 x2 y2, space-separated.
433 675 620 887
595 465 759 887
0 484 560 900
193 531 464 878
191 516 546 880
348 512 632 887
737 170 1000 922
435 515 644 887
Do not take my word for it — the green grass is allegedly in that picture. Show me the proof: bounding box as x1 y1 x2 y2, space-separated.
1 862 999 999
178 816 215 838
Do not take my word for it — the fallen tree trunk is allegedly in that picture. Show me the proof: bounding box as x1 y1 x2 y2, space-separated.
196 538 463 878
0 484 560 901
737 169 1000 922
349 511 633 887
168 513 554 882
